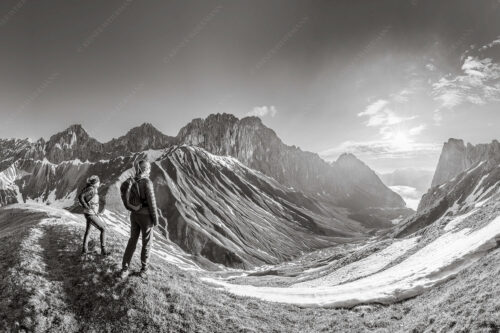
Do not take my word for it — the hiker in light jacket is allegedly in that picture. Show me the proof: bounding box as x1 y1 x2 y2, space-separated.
120 160 159 279
79 175 108 255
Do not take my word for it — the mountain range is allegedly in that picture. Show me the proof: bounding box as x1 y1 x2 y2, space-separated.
0 113 412 267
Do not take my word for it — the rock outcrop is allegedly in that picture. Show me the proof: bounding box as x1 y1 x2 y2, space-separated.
431 138 500 187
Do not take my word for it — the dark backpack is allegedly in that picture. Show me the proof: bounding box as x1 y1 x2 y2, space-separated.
78 186 96 208
120 177 143 212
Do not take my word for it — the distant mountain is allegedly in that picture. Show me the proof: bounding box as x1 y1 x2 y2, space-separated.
431 138 500 187
380 168 434 193
379 168 434 210
0 123 176 166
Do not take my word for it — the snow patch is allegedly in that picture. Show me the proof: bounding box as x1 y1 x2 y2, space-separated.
203 214 500 307
293 237 420 288
444 209 477 231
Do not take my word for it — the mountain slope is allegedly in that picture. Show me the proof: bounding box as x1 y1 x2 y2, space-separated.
147 146 365 267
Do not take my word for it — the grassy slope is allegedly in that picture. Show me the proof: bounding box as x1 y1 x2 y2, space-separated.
0 205 499 332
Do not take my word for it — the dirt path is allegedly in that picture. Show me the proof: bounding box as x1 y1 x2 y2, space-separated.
1 211 133 332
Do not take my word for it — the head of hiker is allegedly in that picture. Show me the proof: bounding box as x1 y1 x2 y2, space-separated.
135 160 151 177
87 175 100 188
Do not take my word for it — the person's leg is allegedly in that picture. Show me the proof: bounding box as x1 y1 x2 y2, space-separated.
87 215 107 253
122 214 140 271
138 215 154 272
82 216 92 253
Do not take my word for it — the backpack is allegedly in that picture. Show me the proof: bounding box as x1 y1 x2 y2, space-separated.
78 186 96 208
120 177 143 212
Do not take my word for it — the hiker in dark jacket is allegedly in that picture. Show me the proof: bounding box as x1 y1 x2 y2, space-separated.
120 160 159 278
79 175 108 255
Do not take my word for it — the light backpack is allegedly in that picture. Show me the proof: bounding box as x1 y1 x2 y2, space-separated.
120 177 143 212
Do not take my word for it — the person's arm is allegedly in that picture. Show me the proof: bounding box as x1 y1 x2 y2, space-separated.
144 179 159 226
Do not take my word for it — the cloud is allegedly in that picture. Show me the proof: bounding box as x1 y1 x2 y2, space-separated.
432 56 500 110
409 124 426 136
358 100 416 129
358 98 419 142
320 140 441 162
359 99 388 116
390 89 413 103
478 36 500 51
247 105 278 118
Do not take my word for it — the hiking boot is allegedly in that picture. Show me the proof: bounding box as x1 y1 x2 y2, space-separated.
138 269 149 279
101 248 110 256
119 269 130 279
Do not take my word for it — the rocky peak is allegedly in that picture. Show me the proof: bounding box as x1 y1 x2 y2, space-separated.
104 122 175 153
336 152 362 164
431 138 500 188
129 122 159 134
47 124 90 146
43 124 103 163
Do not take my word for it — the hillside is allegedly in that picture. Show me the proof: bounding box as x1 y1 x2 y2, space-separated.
1 202 499 332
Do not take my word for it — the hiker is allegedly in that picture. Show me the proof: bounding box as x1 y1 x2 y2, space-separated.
120 160 159 278
78 175 108 255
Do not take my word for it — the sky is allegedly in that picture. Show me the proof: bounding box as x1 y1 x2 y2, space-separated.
1 0 499 173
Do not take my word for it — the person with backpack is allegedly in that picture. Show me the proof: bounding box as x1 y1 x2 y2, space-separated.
79 175 109 256
120 159 159 279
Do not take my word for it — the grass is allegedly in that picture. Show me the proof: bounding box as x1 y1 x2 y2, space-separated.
1 205 500 332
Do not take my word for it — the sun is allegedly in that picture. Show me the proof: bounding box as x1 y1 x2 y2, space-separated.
392 130 411 149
